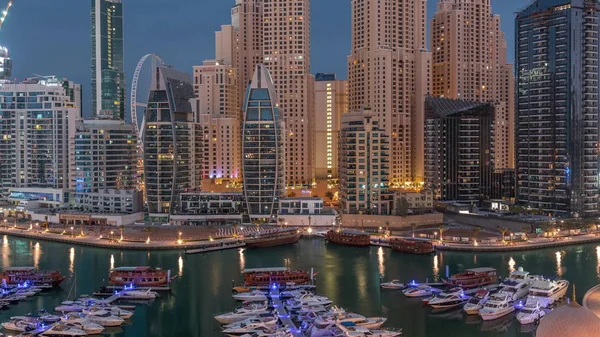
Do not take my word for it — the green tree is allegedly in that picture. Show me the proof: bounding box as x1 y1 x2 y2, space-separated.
43 215 49 229
385 221 390 233
438 225 447 243
395 197 409 216
325 191 334 202
278 217 286 229
499 227 510 243
472 226 482 242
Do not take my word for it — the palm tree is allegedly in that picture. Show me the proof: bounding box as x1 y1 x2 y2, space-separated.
438 225 447 243
43 215 49 230
411 223 417 238
499 227 509 243
385 221 390 233
521 225 531 240
232 223 239 238
278 217 286 229
253 220 262 232
472 226 482 242
325 191 334 202
118 225 125 240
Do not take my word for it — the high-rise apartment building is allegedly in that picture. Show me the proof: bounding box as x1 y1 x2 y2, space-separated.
72 118 142 213
143 65 203 217
314 73 347 180
425 97 494 202
339 108 393 215
91 0 125 119
348 0 431 186
516 0 600 216
262 0 314 188
0 77 81 205
192 60 241 181
0 46 12 83
431 0 515 170
242 64 285 223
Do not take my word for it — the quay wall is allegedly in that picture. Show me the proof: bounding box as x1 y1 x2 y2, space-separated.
340 213 443 229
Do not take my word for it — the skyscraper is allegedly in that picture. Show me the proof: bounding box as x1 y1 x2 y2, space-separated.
516 0 600 216
192 60 241 181
348 0 431 186
431 0 515 170
0 46 12 83
339 108 393 215
313 73 347 180
0 77 81 203
143 65 203 217
242 64 285 223
262 0 314 189
91 0 125 120
425 97 494 202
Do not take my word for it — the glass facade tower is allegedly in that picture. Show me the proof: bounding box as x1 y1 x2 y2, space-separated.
516 0 600 216
242 65 285 223
91 0 125 120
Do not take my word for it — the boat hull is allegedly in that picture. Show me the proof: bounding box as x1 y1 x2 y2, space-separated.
325 230 371 247
404 291 432 298
479 307 515 321
430 299 468 309
517 310 545 325
463 304 483 315
245 233 301 248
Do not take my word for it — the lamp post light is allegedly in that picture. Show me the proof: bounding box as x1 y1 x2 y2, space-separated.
110 231 114 240
178 231 182 245
70 226 74 237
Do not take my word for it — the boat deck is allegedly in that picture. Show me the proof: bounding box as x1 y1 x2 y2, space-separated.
104 285 171 291
271 286 304 336
185 242 245 254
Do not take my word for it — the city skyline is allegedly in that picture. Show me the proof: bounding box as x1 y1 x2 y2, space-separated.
5 0 523 115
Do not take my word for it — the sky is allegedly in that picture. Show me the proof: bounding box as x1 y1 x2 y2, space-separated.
2 0 526 115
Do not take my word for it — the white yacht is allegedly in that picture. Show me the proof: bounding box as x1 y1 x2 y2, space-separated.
61 313 105 334
82 306 133 319
83 310 125 327
478 293 515 321
498 268 538 301
297 294 333 306
55 301 85 313
526 278 569 308
403 285 433 298
222 315 278 330
232 290 268 302
428 288 469 309
1 319 37 332
214 303 271 324
118 289 158 300
463 289 490 315
314 311 386 330
222 322 280 336
39 323 87 336
516 298 546 324
336 322 401 337
380 280 405 290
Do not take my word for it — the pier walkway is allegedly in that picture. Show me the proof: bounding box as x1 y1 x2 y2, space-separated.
270 286 303 336
583 285 600 319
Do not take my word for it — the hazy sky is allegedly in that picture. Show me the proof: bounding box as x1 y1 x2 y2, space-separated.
2 0 526 114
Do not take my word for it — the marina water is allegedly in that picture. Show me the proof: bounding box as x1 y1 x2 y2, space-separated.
0 235 598 336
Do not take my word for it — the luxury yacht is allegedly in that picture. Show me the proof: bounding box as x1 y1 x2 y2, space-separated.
516 298 546 324
403 285 434 298
233 291 268 302
463 290 490 315
60 313 105 334
526 278 569 308
428 288 469 309
498 268 538 301
479 293 515 321
39 323 87 336
82 306 133 319
83 310 125 327
214 303 272 324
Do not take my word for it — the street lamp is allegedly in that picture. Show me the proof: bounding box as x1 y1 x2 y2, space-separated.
110 231 114 239
70 226 74 237
177 231 182 245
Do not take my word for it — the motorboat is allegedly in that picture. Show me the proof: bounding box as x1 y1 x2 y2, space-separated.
12 310 62 324
463 290 490 315
314 311 386 330
118 289 159 300
516 298 546 324
1 319 37 332
40 323 87 336
55 301 85 313
82 306 133 319
214 303 272 324
222 314 278 330
498 268 538 302
421 295 435 305
479 293 515 321
428 288 470 309
297 294 333 306
380 280 405 290
61 313 105 334
336 322 401 337
222 322 280 336
232 290 268 302
83 310 124 327
338 317 387 330
526 278 569 308
403 285 434 298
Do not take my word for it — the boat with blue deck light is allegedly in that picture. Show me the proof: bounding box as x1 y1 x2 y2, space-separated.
525 278 569 308
428 287 470 309
497 267 538 301
516 297 546 324
478 293 515 321
379 280 406 290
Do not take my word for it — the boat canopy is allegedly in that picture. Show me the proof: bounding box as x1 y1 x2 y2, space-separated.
110 266 160 272
466 267 496 273
243 267 288 273
340 321 356 327
3 266 36 271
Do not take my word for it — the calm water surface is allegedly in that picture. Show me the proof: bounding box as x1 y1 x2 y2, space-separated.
0 235 599 337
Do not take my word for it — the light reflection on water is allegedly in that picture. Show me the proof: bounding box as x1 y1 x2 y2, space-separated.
239 248 246 271
69 247 75 273
178 255 183 277
2 235 9 268
508 257 516 273
555 251 563 277
110 254 115 270
33 242 40 269
377 247 385 277
433 255 439 282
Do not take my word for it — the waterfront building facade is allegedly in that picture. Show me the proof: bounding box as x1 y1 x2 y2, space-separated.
425 97 494 202
0 77 82 205
348 0 431 186
143 65 203 217
339 108 394 215
314 73 348 181
516 0 600 216
71 118 141 213
171 192 244 226
394 189 435 214
431 0 515 170
242 64 286 223
91 0 125 119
